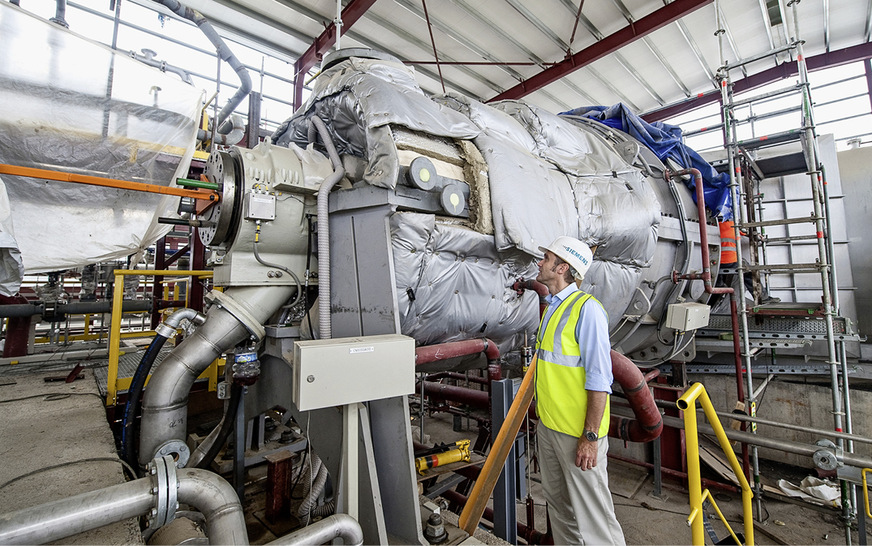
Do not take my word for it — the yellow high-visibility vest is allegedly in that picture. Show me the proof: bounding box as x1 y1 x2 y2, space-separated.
535 291 610 439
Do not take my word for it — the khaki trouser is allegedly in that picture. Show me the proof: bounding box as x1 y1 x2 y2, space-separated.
538 425 626 545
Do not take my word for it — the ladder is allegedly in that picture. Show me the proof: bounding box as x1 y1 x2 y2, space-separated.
714 0 857 542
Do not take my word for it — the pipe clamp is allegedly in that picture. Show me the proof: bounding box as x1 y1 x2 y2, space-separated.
146 455 179 535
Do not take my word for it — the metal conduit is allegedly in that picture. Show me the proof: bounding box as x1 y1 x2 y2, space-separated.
660 412 872 470
266 514 363 546
308 115 345 340
0 300 152 318
0 467 246 545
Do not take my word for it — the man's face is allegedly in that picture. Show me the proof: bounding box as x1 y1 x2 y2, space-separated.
536 251 565 286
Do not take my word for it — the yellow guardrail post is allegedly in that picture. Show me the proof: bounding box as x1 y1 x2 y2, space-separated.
863 468 872 519
678 382 755 545
105 269 213 406
106 271 126 406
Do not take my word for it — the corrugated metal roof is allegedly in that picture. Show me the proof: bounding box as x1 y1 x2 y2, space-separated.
141 0 871 116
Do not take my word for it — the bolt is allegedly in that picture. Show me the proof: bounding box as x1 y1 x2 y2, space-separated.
307 375 315 383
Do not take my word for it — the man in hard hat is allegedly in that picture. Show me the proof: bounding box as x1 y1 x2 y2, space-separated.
534 236 625 545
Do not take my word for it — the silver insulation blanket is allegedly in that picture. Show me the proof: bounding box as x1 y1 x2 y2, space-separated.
273 56 661 352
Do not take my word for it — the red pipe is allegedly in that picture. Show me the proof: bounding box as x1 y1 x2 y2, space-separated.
416 338 501 383
419 381 539 421
512 278 549 315
440 488 550 544
424 372 489 386
608 453 739 494
609 350 663 442
667 167 750 478
421 351 663 442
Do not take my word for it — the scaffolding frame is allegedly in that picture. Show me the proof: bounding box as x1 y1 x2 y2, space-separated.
715 0 857 542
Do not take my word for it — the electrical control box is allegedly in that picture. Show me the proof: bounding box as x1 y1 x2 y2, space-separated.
664 302 711 331
244 191 276 221
292 334 415 411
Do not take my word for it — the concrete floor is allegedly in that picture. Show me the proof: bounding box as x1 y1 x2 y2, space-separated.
2 363 870 545
0 368 141 545
417 410 872 545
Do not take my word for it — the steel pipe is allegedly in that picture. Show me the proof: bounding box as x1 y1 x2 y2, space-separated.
0 299 152 318
0 478 153 544
266 514 364 545
176 468 248 545
0 468 246 545
661 412 872 469
138 285 294 466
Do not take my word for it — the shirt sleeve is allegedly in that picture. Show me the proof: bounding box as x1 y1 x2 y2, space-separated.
576 299 613 393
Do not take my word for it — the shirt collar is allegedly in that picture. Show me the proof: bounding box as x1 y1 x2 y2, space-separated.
545 282 580 306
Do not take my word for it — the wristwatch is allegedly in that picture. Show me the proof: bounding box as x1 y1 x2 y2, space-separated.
583 429 598 442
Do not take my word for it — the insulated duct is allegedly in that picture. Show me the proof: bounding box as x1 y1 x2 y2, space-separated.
271 49 720 363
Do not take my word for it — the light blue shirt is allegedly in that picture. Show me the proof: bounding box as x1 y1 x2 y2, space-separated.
543 284 613 393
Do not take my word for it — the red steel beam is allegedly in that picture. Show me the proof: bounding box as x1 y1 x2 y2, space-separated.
643 41 872 123
293 0 379 110
487 0 713 103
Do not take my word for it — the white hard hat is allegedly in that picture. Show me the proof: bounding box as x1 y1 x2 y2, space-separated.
539 236 593 280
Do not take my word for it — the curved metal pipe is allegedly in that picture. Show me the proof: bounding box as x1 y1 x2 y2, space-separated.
129 49 194 85
138 285 293 465
0 468 246 545
153 0 251 130
309 115 345 340
609 350 662 442
176 468 249 545
421 351 663 442
266 514 363 546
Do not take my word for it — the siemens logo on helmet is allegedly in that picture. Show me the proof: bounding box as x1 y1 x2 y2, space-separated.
563 245 589 265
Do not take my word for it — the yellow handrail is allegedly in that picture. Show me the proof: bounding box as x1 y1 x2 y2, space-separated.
863 468 872 519
105 269 213 406
678 382 754 545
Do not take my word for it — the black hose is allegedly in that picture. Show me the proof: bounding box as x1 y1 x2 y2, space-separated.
121 334 169 468
195 382 242 469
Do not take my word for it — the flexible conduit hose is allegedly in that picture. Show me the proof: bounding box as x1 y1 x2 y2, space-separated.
308 116 345 340
0 467 247 545
121 308 205 468
296 454 328 518
153 0 251 132
190 382 242 469
121 335 167 467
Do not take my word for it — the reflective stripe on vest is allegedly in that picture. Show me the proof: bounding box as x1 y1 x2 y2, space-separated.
535 291 610 439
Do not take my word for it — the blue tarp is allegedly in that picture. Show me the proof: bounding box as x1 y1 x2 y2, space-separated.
561 103 733 220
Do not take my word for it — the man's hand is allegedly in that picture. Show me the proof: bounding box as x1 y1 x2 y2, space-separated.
575 436 598 470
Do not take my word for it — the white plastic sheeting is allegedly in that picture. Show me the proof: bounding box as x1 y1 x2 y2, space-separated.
0 3 203 292
272 54 662 353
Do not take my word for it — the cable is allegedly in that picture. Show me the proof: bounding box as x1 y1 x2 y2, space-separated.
121 335 168 466
0 457 135 491
0 392 104 404
195 382 243 469
252 221 303 308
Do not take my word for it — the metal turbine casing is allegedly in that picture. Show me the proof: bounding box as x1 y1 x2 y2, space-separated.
200 138 316 287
